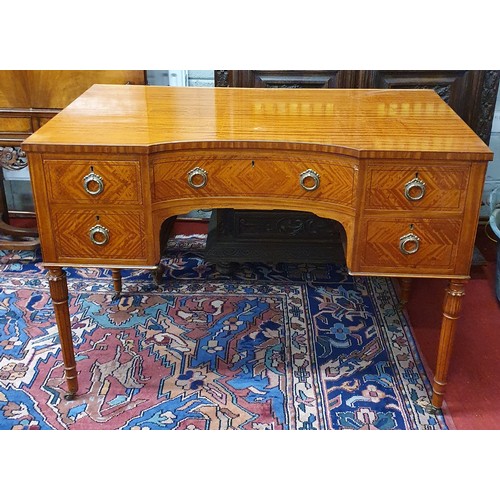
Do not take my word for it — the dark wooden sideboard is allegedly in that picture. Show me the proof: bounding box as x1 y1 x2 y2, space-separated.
207 70 500 267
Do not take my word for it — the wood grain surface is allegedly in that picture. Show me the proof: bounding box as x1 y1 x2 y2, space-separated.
23 85 493 160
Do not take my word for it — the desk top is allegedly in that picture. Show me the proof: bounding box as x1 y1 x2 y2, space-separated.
23 84 493 160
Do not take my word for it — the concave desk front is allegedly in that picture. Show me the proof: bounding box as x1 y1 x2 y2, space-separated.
22 85 494 409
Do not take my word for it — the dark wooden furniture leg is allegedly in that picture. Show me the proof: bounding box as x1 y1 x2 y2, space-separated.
47 267 78 400
431 279 467 409
399 277 412 307
111 269 122 298
153 215 176 285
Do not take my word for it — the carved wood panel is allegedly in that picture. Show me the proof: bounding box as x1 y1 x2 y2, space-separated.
215 70 359 89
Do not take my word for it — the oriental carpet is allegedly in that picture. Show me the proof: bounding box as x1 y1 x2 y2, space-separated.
0 235 448 430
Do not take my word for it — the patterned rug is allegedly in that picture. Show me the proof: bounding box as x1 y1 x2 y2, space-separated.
0 235 448 430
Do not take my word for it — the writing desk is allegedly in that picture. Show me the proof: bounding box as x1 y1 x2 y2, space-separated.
22 85 493 408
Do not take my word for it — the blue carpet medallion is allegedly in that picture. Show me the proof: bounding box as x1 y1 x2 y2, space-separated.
0 235 447 429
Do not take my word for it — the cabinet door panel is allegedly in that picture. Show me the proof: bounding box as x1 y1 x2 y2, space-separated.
217 70 359 89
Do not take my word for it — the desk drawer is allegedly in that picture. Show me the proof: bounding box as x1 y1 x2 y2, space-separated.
357 217 462 273
44 159 142 204
365 163 469 211
153 155 356 206
52 208 146 260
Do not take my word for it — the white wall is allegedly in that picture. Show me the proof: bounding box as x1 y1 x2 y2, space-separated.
146 70 214 87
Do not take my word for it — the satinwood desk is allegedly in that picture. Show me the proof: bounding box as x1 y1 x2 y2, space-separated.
22 85 493 409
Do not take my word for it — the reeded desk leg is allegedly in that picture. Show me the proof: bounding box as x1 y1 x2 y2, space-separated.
431 279 467 409
111 269 122 298
47 267 78 400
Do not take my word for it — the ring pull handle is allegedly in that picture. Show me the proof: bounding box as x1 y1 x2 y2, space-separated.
83 171 104 195
89 224 110 246
404 177 426 201
187 167 208 189
299 169 320 191
399 232 420 255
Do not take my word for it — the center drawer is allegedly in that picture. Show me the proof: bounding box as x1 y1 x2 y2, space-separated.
152 154 356 207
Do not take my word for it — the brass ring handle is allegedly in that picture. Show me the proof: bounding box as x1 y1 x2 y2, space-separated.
299 169 320 191
83 171 104 195
404 177 426 201
187 167 208 189
89 224 110 246
399 232 420 255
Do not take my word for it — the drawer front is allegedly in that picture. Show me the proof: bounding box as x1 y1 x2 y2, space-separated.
357 217 462 273
52 209 146 260
153 155 356 206
365 164 469 211
45 159 142 204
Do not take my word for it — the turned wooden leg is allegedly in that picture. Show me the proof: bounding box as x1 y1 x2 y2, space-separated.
154 262 165 285
47 267 78 400
111 269 122 298
431 279 467 409
399 277 412 307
